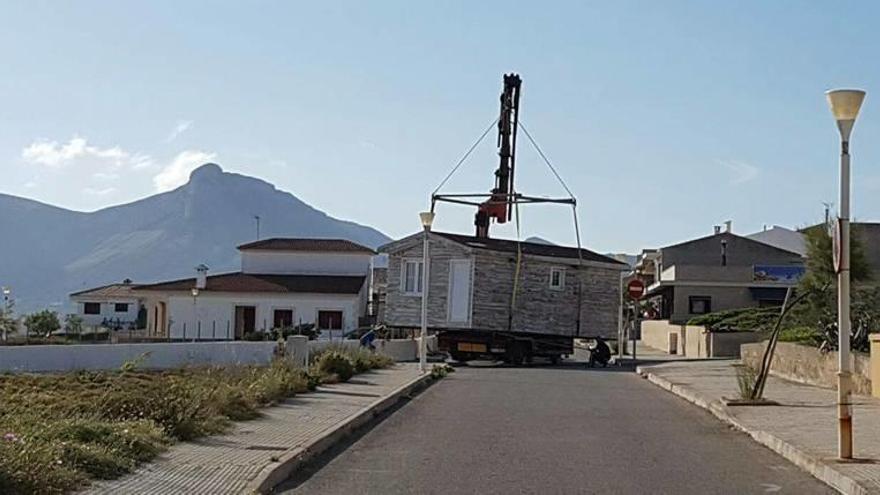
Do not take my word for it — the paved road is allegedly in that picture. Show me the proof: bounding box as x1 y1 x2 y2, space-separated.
277 365 833 494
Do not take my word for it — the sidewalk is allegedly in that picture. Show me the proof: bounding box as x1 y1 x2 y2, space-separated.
638 360 880 495
83 363 427 495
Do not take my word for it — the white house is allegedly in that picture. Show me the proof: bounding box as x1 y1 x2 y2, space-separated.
69 281 144 328
133 238 375 340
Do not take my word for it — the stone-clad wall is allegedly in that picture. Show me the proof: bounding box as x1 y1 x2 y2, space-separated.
384 236 472 328
385 234 621 338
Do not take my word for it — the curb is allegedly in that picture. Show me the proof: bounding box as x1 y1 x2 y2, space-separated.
245 368 435 494
636 365 868 495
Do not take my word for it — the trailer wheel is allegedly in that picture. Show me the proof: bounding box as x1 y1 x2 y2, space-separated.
505 341 530 366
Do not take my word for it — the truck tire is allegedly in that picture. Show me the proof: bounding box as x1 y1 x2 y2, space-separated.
506 341 530 366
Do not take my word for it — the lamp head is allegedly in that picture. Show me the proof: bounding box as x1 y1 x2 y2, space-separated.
826 89 866 141
419 211 435 231
191 287 200 297
1 287 9 296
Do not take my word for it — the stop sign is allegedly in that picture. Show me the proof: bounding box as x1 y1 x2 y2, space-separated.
627 279 645 299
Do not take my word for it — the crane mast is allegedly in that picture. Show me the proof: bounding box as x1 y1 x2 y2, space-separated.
475 73 521 238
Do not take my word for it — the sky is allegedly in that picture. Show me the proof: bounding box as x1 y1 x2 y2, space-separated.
1 1 879 254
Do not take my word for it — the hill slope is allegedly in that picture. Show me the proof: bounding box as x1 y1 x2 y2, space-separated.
0 163 389 312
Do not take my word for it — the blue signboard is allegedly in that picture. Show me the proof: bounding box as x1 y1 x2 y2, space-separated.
753 265 805 283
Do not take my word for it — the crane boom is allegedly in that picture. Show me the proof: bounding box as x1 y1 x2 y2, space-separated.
475 73 521 238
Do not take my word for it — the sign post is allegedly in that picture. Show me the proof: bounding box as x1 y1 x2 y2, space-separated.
627 279 645 362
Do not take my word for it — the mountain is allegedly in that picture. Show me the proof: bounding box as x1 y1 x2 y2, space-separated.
0 163 390 312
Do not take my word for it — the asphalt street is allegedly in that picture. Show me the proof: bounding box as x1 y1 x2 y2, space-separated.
276 364 833 494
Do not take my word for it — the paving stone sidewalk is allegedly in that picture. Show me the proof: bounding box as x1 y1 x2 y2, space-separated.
639 360 880 495
83 363 422 495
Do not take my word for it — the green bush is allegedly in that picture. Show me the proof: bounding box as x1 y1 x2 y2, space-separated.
777 326 820 345
687 306 782 331
315 351 355 382
24 310 61 336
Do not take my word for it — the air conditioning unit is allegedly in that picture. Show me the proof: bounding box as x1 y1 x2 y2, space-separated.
668 332 678 355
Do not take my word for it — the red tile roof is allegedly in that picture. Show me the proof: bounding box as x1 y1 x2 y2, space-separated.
70 283 141 298
134 272 366 294
236 238 375 254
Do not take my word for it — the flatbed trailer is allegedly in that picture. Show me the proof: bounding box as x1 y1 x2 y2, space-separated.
438 329 576 365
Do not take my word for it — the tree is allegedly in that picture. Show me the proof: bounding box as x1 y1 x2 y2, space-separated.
24 310 61 337
64 314 84 335
0 298 16 338
796 223 875 352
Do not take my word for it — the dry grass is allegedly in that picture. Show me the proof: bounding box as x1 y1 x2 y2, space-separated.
0 347 394 494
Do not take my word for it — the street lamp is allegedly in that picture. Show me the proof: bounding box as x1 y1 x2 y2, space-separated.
418 211 435 373
191 287 200 342
2 287 10 342
826 88 866 460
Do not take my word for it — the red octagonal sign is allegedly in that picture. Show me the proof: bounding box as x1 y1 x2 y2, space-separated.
627 279 645 299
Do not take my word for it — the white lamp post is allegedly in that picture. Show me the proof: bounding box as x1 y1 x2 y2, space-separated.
826 88 866 460
418 211 435 373
2 287 10 342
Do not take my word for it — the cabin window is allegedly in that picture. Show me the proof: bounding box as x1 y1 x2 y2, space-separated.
83 302 101 315
549 267 565 290
114 303 129 313
689 296 712 315
317 310 343 330
402 259 424 295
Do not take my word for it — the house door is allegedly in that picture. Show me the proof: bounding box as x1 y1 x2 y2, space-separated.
447 259 472 324
235 306 256 339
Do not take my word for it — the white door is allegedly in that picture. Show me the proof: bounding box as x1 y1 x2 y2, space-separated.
447 259 472 324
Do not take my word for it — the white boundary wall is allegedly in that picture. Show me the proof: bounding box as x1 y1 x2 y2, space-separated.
0 336 436 373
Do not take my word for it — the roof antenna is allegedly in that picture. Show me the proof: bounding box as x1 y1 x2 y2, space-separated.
253 215 261 240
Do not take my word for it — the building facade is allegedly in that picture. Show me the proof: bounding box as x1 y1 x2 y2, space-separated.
74 239 375 340
640 229 805 323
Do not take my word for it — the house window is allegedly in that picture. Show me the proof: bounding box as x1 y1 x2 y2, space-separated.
273 309 294 329
549 267 565 290
83 302 101 315
401 259 424 295
689 296 712 315
318 310 344 330
114 303 129 313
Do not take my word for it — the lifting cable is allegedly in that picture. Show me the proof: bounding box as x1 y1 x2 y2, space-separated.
520 121 585 336
432 117 500 197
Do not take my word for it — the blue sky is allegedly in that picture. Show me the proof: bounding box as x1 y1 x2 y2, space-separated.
1 1 878 253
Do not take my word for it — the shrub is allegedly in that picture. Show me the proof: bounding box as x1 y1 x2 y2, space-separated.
734 364 758 400
24 310 61 336
430 364 455 379
777 326 819 345
315 351 355 382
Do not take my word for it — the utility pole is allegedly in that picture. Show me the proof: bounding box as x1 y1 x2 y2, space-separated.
254 215 261 240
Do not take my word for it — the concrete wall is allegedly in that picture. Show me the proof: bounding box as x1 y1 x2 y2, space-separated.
641 320 679 353
641 319 758 357
241 251 372 276
742 341 871 396
0 336 434 373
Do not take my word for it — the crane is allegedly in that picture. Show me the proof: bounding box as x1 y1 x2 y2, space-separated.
474 73 521 237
